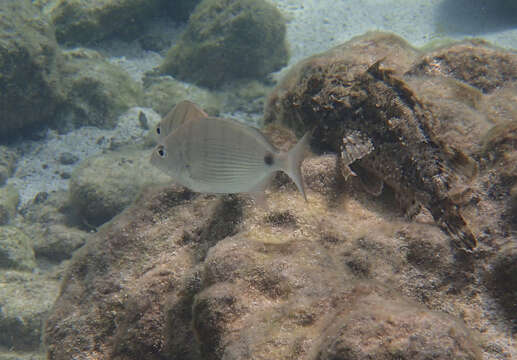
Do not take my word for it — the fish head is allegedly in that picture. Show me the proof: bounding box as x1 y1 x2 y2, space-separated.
155 100 208 143
150 137 189 179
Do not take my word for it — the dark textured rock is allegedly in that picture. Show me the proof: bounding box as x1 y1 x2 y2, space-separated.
48 0 162 44
0 0 63 140
264 33 517 251
407 40 517 94
159 0 288 88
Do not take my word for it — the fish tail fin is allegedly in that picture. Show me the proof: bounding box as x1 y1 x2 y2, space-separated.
283 130 312 201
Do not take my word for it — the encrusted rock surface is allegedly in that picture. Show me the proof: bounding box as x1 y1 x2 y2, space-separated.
68 147 170 227
43 33 517 360
59 48 144 129
0 0 63 140
0 271 60 351
159 0 288 88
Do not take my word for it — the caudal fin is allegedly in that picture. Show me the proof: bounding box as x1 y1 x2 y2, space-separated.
283 130 312 201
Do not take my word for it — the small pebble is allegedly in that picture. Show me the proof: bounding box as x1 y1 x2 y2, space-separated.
59 152 79 165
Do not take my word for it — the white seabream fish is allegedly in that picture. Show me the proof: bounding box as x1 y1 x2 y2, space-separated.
150 104 311 203
155 100 208 143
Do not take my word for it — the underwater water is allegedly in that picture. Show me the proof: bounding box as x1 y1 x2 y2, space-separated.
1 0 517 359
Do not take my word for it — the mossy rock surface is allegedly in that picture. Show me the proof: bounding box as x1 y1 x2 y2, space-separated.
60 48 143 128
0 271 59 350
160 0 288 88
48 0 163 44
0 226 36 271
68 147 170 227
0 0 63 140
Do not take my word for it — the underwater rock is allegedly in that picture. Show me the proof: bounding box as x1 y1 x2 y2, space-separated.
0 226 36 271
143 75 221 117
47 0 163 44
44 155 487 359
265 32 514 251
0 271 59 351
32 224 89 262
0 185 19 226
68 147 170 227
159 0 288 88
59 48 143 129
0 0 64 140
407 39 517 94
219 80 275 116
314 282 481 360
0 146 17 187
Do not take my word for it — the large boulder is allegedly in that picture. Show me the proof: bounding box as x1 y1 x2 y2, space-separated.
43 164 485 359
68 147 170 227
43 33 517 360
45 0 163 44
59 48 144 129
0 0 63 140
159 0 288 88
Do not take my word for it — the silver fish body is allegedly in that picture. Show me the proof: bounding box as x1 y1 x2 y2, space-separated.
155 100 208 143
150 112 310 199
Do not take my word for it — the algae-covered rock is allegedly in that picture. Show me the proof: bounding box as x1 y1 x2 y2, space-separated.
60 48 143 128
314 283 481 360
0 184 19 226
0 271 60 350
43 33 517 360
0 226 36 271
47 0 163 44
0 0 63 140
159 0 288 88
68 148 170 227
44 156 485 359
31 224 89 261
143 75 221 117
408 39 517 94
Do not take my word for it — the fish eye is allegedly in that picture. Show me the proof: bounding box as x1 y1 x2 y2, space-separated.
156 126 161 135
157 146 166 157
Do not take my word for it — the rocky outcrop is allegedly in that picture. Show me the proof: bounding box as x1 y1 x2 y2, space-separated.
43 33 517 359
68 147 170 227
0 0 63 140
159 0 288 88
59 48 143 129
